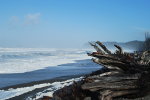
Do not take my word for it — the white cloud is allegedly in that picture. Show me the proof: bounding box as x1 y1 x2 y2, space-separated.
9 13 41 27
24 13 41 25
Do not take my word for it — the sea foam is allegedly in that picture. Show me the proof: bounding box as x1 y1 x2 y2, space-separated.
0 77 83 100
0 48 91 73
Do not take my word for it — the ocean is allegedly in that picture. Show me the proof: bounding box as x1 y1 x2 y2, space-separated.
0 48 100 100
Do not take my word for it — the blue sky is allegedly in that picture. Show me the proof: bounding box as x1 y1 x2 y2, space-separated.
0 0 150 48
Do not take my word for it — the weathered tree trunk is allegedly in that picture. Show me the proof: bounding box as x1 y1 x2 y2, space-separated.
52 42 150 100
83 42 150 100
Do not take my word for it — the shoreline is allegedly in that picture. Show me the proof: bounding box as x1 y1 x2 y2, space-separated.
1 74 84 90
0 74 84 100
0 59 100 88
0 59 100 100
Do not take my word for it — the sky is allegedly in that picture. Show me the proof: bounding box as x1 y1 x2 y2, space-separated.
0 0 150 48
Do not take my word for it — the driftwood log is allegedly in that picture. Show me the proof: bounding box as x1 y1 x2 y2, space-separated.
52 41 150 100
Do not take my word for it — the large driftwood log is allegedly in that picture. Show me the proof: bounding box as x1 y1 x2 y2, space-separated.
82 41 150 100
100 90 139 100
53 42 150 100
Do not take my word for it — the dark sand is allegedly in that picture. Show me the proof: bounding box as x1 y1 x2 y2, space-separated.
5 74 84 100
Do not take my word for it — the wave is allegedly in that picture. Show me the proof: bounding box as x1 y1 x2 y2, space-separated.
0 48 91 74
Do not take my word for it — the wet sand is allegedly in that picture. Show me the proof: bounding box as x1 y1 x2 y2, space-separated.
1 74 83 90
3 74 83 100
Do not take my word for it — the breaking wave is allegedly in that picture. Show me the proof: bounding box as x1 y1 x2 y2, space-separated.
0 48 91 73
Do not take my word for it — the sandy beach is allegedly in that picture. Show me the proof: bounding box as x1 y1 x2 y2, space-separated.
2 75 83 100
0 59 100 100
